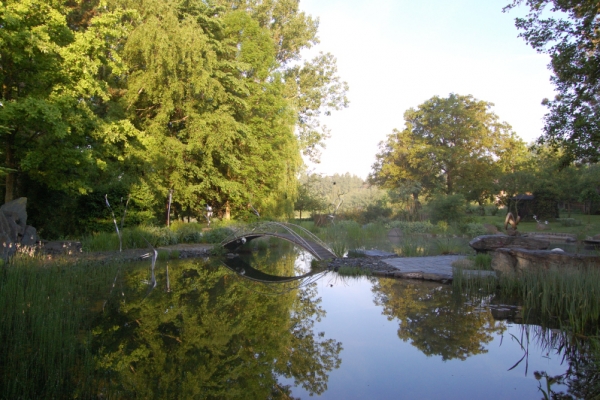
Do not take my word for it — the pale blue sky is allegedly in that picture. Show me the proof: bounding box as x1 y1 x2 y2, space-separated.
300 0 556 178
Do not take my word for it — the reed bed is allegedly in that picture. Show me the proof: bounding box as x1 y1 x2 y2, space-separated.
0 255 124 398
81 224 232 252
455 264 600 334
499 267 600 333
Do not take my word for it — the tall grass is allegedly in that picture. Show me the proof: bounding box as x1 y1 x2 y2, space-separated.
81 224 233 252
455 264 600 334
499 268 600 333
0 255 123 398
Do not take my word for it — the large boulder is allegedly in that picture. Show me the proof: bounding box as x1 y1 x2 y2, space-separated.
21 226 39 246
491 248 600 276
469 235 550 253
0 197 27 229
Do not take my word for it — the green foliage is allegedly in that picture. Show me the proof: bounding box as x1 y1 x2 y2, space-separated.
532 189 559 220
0 0 349 236
370 94 525 204
427 194 467 224
201 227 234 244
459 222 487 238
386 220 435 234
499 268 600 334
556 218 582 227
506 0 600 164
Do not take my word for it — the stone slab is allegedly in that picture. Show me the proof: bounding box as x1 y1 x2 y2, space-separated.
382 255 466 281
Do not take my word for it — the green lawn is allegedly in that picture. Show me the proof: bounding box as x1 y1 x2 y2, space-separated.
474 213 600 237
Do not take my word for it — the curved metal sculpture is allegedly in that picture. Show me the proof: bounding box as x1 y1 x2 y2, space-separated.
221 221 336 260
504 212 521 236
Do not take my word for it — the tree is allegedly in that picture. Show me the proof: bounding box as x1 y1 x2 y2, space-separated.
370 94 523 203
0 0 141 203
505 0 600 164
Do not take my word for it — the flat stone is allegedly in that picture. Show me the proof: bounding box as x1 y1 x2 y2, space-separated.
382 255 465 281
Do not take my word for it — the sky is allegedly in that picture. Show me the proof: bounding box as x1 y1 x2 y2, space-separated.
298 0 556 179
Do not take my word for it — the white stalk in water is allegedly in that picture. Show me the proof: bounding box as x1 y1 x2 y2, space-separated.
105 194 122 252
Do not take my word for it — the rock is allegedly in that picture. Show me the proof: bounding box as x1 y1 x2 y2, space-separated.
469 235 550 253
6 216 22 243
491 248 600 276
0 197 27 229
536 222 550 231
21 226 39 246
41 241 82 256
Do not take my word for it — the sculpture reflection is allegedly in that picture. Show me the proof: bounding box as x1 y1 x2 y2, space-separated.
92 246 341 398
372 278 506 361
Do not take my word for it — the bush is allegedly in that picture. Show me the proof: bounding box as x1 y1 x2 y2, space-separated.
201 227 234 243
386 220 435 234
459 222 487 238
427 194 467 224
170 221 204 243
556 218 582 227
486 204 499 216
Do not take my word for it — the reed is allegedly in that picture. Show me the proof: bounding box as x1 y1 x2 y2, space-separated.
0 256 123 398
456 263 600 333
499 267 600 333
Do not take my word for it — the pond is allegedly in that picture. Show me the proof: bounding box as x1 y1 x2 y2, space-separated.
81 240 599 399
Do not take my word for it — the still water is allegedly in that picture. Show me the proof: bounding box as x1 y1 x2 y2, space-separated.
95 243 593 399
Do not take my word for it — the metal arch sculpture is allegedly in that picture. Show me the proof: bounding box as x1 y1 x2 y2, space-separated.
220 221 336 260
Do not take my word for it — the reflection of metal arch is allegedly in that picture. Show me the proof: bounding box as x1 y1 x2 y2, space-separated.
221 222 336 260
222 257 321 283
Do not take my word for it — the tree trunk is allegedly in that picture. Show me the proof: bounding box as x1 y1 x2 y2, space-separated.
224 201 231 220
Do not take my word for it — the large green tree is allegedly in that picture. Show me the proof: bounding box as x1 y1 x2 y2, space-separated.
0 0 348 235
0 0 142 203
370 94 525 203
505 0 600 164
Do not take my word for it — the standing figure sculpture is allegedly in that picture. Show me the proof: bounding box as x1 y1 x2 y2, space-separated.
504 212 521 236
205 204 213 226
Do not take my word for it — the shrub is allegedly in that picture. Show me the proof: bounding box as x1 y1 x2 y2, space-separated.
171 221 204 243
556 218 582 227
427 194 466 224
201 227 234 243
460 223 487 238
386 220 435 234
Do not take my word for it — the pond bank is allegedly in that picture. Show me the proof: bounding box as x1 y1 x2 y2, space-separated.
42 242 212 263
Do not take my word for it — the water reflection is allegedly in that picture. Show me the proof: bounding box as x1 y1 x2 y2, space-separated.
92 247 341 398
222 256 323 283
371 278 507 361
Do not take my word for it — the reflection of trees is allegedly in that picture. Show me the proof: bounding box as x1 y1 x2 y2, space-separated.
91 250 341 398
372 279 506 361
